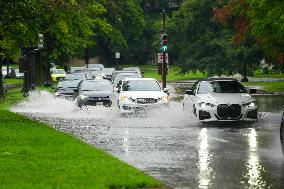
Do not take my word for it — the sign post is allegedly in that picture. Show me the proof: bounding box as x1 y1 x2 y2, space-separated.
115 52 120 69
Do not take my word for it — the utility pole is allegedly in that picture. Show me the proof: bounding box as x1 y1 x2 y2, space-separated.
161 9 167 89
84 48 89 68
22 48 30 97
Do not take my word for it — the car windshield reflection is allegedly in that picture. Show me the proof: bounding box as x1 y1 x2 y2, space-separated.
122 80 161 91
81 81 112 91
198 81 248 94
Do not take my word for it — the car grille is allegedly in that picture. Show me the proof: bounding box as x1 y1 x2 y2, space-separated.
61 92 73 95
89 96 110 100
217 104 242 120
136 98 158 104
56 77 65 81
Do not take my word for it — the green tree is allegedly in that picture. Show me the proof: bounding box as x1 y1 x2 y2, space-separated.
246 0 284 64
0 0 111 97
169 0 263 76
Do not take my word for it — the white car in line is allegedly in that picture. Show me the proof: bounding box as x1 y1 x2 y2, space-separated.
183 78 258 122
117 78 170 113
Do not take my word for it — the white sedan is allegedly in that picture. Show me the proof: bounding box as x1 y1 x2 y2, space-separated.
183 78 258 122
117 78 170 113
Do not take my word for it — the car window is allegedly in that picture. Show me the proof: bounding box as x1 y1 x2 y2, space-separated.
65 74 86 80
57 81 79 88
81 81 113 91
210 81 248 93
198 81 214 94
122 80 161 91
196 80 248 94
114 74 138 83
52 69 65 74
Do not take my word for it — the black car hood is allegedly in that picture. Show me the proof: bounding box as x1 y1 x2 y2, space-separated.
57 88 75 94
81 90 113 98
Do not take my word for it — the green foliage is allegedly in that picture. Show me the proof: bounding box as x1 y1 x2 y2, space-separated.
93 0 146 66
169 0 263 76
246 0 284 63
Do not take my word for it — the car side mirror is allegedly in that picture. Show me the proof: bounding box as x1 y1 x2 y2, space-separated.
249 89 257 94
185 89 194 95
163 87 170 93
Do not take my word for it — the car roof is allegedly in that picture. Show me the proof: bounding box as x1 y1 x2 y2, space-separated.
197 77 238 82
123 77 156 81
82 79 111 83
116 72 138 75
67 73 86 75
113 70 137 73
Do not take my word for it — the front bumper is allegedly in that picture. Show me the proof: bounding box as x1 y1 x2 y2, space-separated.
78 98 112 107
120 102 168 113
196 105 258 122
55 94 75 100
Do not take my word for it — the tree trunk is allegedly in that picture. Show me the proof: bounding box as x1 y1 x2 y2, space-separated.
0 56 5 98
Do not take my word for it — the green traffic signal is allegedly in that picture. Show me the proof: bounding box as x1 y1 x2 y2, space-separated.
161 33 168 52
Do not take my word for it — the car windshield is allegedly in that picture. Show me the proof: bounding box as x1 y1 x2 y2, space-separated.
90 70 100 76
122 80 161 91
114 74 138 84
102 68 114 74
57 81 78 88
65 74 85 80
52 69 65 74
198 80 248 94
81 81 113 91
123 67 141 74
88 64 104 69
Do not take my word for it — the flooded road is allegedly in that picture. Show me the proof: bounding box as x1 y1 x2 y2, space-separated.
11 91 284 189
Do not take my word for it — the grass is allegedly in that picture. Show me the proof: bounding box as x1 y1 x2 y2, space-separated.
0 111 161 189
243 81 284 92
253 69 284 78
0 88 24 110
3 78 23 86
0 81 163 189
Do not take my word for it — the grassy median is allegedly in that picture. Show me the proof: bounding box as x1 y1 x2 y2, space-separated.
0 83 162 189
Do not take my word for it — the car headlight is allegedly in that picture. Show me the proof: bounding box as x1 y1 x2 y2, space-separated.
55 92 59 96
79 95 88 100
243 101 257 107
198 102 215 108
120 96 127 102
158 96 168 102
127 97 136 102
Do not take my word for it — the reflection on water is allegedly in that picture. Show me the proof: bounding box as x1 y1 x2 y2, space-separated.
198 128 214 189
244 128 272 188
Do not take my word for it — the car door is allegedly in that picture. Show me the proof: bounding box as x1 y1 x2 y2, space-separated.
183 82 199 114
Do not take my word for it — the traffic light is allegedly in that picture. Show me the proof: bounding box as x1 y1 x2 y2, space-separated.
160 33 168 52
38 33 44 49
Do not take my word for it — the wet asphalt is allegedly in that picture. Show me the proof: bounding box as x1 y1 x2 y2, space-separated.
11 89 284 189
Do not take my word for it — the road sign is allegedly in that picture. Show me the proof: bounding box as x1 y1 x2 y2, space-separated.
115 52 120 59
158 53 168 63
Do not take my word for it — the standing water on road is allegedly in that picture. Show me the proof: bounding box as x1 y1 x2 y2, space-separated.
12 90 284 189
